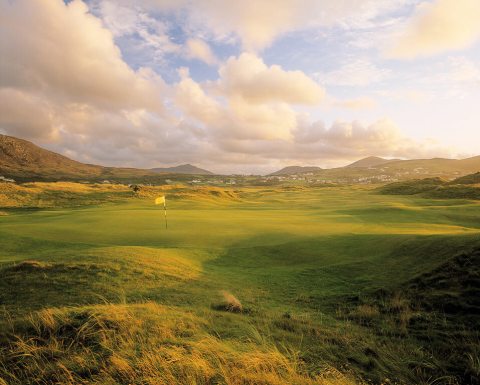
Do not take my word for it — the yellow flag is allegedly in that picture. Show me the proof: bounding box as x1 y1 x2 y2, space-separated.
155 196 165 205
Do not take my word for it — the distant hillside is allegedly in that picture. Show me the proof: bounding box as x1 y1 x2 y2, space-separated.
151 164 213 175
376 156 480 175
0 134 211 182
0 134 103 180
269 156 480 182
322 156 480 183
269 166 322 176
346 156 398 168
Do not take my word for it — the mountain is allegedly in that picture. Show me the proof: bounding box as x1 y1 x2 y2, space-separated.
151 164 213 175
346 156 399 168
374 156 480 175
269 166 322 176
2 134 479 183
0 134 103 179
0 134 213 181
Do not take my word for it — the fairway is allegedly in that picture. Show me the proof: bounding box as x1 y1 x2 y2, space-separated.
1 185 480 384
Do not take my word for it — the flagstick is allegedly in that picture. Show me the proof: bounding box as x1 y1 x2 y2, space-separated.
164 201 168 229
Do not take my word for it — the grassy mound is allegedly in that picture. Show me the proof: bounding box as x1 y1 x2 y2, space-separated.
407 248 480 317
0 182 241 210
137 185 240 202
427 185 480 200
378 178 445 195
0 247 202 313
0 182 133 208
450 172 480 185
343 248 480 384
379 177 480 200
0 303 360 385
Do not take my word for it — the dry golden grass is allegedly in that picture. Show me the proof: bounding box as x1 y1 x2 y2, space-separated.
0 302 362 385
349 304 380 326
0 182 131 208
137 184 240 202
387 292 415 332
0 181 241 208
212 291 244 313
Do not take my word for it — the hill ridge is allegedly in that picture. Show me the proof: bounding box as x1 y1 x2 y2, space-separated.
0 134 214 180
151 163 213 175
268 165 322 176
345 156 400 168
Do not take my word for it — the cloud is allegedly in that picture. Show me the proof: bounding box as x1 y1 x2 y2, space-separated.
174 65 298 141
0 0 165 112
172 53 328 142
185 0 309 51
0 89 58 140
290 118 452 161
173 53 324 142
184 38 218 65
209 118 452 173
218 53 325 104
388 0 480 59
172 65 451 168
291 119 403 156
122 0 409 51
96 0 181 62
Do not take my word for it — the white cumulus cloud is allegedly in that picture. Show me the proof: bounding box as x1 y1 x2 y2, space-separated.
388 0 480 59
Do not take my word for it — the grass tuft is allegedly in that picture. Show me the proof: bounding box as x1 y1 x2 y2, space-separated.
212 291 244 313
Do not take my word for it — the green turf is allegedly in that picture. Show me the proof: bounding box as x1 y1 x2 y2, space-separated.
1 185 479 384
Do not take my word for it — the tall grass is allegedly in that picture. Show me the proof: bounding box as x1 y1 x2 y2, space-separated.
0 302 361 385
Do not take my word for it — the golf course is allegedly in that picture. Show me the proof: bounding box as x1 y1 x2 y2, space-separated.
1 182 479 384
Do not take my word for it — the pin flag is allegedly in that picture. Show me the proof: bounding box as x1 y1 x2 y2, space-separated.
155 196 167 229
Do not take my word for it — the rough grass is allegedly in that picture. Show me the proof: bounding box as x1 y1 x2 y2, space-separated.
0 182 241 208
378 175 480 200
0 182 132 208
1 183 479 384
449 172 480 185
341 248 480 384
0 303 360 385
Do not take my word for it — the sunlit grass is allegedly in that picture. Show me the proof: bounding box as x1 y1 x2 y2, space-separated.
1 182 479 384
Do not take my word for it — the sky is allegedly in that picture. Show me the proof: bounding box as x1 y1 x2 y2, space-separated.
0 0 479 174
